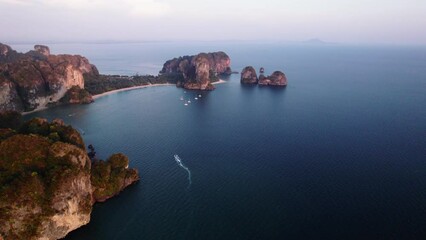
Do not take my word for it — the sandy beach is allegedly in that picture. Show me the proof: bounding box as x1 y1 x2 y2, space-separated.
92 83 175 99
93 79 226 99
23 80 227 115
212 79 226 85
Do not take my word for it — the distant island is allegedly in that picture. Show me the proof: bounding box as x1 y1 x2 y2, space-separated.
304 38 327 44
0 111 139 239
0 43 234 113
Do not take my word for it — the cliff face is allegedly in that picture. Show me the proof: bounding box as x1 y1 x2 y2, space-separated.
0 43 99 112
0 116 139 240
0 118 92 240
160 51 232 90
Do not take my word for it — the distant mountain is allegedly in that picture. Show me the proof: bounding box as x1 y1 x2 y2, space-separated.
305 38 326 44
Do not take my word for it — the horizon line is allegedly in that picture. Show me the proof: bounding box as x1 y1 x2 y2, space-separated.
3 39 426 48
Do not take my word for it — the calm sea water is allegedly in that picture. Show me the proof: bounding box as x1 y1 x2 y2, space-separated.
20 42 426 239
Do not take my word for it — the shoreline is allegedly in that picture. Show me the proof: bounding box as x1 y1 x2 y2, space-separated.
212 79 226 85
22 106 49 116
92 83 175 99
23 80 227 115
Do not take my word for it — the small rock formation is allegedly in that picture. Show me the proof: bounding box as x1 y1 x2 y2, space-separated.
91 153 139 202
258 71 288 86
160 51 232 90
60 86 94 104
240 66 288 87
0 116 139 240
240 66 258 84
0 43 99 113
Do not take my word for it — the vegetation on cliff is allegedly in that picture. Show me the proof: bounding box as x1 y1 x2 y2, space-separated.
0 113 139 240
60 86 93 104
0 119 91 239
84 74 173 95
0 110 22 130
91 153 139 202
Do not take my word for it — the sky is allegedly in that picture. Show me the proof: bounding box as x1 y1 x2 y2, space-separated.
1 0 426 45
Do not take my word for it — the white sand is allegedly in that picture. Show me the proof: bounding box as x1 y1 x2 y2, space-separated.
22 80 227 115
212 79 226 85
92 83 174 99
93 79 226 100
22 106 49 115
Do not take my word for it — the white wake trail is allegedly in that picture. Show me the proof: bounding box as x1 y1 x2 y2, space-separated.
174 154 192 188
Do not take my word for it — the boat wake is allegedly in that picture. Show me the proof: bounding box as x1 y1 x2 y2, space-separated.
174 154 192 189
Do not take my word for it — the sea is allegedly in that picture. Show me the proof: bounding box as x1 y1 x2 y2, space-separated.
15 41 426 239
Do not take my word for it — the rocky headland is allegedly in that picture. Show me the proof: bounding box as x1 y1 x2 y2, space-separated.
0 43 98 113
241 66 288 86
160 51 233 90
0 112 139 240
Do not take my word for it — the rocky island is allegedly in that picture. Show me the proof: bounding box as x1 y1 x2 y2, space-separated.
241 66 288 86
159 51 233 90
0 112 139 240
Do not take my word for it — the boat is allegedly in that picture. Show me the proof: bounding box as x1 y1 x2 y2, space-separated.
188 100 191 103
184 103 188 106
180 96 184 100
195 97 198 100
174 154 181 163
198 94 202 97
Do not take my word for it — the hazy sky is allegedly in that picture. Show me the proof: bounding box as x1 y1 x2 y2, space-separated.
1 0 425 45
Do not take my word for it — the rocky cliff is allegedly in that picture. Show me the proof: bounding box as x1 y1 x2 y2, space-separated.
160 51 232 90
240 66 258 84
0 114 139 240
0 43 99 112
241 67 287 87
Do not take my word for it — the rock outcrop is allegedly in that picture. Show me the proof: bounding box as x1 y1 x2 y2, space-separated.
0 116 139 240
258 71 288 86
160 51 232 90
240 66 258 84
60 86 94 104
0 43 99 112
241 67 288 87
91 153 139 202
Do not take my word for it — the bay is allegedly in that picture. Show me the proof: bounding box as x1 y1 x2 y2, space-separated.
22 42 426 239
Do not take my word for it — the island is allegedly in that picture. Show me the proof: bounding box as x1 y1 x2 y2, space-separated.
159 51 233 90
0 111 139 239
241 66 288 86
0 43 234 113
